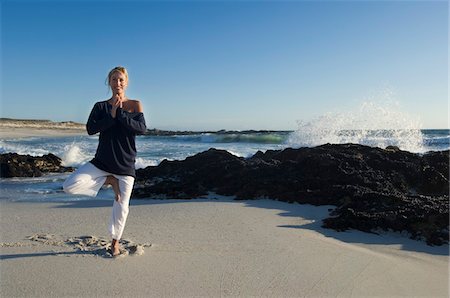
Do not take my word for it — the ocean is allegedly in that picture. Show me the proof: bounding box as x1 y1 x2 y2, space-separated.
0 129 448 202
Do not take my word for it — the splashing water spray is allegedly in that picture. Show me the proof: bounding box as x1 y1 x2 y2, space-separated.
288 95 425 153
61 142 90 167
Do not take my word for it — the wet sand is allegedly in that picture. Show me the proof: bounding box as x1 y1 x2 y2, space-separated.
0 198 448 297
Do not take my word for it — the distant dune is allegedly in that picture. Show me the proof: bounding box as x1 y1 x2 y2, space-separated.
0 118 85 130
0 118 85 138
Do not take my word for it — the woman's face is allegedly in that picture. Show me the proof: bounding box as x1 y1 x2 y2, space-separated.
109 71 128 94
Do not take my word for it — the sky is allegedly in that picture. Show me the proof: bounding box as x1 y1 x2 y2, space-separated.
1 0 448 130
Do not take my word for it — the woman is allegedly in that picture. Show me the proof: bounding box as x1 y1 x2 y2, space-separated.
63 66 147 256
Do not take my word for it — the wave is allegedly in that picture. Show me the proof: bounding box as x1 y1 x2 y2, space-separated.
422 129 450 136
135 157 158 169
60 143 92 167
289 130 428 153
0 136 96 167
0 140 50 156
423 135 450 151
169 132 290 144
289 128 425 151
287 100 431 153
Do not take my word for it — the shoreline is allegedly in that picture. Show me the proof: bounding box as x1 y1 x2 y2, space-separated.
1 198 448 297
2 118 447 140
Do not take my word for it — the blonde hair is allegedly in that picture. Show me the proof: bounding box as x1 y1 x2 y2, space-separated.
106 66 129 87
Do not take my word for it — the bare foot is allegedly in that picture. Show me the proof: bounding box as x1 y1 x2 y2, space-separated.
104 176 121 202
111 239 120 257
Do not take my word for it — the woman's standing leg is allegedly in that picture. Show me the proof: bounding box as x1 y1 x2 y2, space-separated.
108 174 135 254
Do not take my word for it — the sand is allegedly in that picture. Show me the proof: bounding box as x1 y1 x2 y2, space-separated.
0 119 85 139
0 127 85 139
0 197 448 297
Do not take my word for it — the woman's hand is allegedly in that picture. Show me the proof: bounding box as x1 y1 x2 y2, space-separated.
110 94 123 118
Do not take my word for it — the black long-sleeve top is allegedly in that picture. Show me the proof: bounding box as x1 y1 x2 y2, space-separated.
86 100 147 178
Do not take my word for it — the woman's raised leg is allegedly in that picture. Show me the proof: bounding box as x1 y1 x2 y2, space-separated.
63 162 108 197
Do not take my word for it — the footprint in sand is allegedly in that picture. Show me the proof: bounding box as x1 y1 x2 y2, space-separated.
1 233 151 258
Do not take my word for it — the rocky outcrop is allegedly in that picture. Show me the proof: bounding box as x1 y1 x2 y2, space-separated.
134 144 449 245
0 153 74 177
2 144 448 245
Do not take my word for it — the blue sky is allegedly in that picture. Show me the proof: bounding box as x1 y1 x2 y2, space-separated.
1 0 448 130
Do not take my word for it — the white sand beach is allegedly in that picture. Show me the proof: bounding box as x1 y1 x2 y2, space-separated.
0 198 448 297
0 119 85 138
0 127 85 138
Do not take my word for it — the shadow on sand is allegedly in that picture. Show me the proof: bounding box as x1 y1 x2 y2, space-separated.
50 197 449 257
0 248 112 260
242 199 449 257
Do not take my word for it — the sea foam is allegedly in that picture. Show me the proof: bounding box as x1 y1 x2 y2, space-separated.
288 100 425 153
61 143 91 167
135 157 158 169
0 140 49 156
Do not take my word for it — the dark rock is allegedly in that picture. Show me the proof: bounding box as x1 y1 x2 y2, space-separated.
134 144 449 245
0 153 74 178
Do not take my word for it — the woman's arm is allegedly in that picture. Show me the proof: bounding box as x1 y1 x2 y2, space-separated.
86 103 116 135
116 101 147 135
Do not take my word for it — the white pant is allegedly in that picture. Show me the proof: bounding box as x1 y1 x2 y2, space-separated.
62 162 135 240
